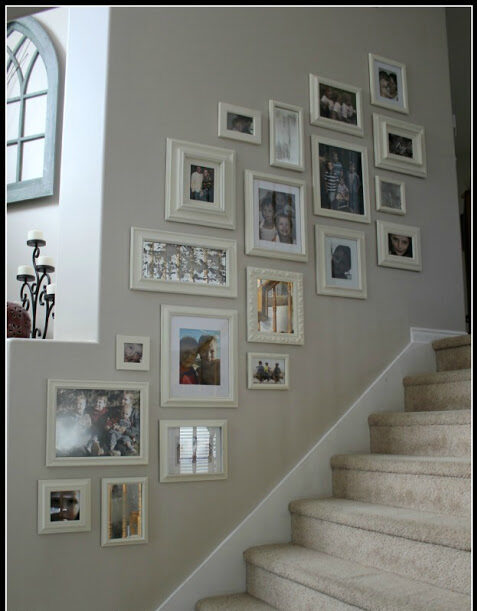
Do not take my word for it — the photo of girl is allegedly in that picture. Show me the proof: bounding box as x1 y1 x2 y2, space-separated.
258 188 296 244
179 329 221 386
388 233 413 257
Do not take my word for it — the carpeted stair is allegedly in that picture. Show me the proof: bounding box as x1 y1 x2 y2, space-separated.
196 334 471 610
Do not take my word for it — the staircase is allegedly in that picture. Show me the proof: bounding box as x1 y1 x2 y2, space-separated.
196 335 471 610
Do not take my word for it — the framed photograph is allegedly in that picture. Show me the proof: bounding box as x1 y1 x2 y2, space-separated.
375 176 406 215
373 113 427 178
130 227 238 298
311 134 371 223
247 267 304 345
165 138 236 229
38 479 91 534
309 73 363 137
315 224 367 299
101 477 148 546
116 335 150 371
46 380 149 466
247 353 289 390
218 102 261 145
269 100 305 171
161 304 238 407
369 53 409 114
159 419 228 483
376 220 422 271
244 170 307 262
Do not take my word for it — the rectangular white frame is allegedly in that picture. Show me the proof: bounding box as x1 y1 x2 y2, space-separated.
165 138 236 229
244 169 307 262
375 175 406 216
247 266 304 345
247 352 290 390
369 53 409 115
218 102 261 145
130 227 238 297
373 113 427 178
38 479 91 534
46 380 149 466
101 476 148 546
116 335 150 371
311 134 371 224
376 219 422 271
309 73 364 137
161 304 238 407
269 99 305 171
159 419 228 483
315 224 367 299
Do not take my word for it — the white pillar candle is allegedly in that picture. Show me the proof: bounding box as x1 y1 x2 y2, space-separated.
36 256 55 268
46 283 56 295
27 229 44 241
17 265 35 277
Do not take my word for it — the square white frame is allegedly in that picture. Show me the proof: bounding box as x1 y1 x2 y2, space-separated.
369 53 409 115
309 73 364 137
373 113 427 178
46 380 149 466
315 224 367 299
101 477 148 547
311 134 371 224
247 266 304 345
218 102 261 145
247 352 290 390
130 227 238 298
376 220 422 271
269 99 305 171
38 479 91 534
375 175 406 216
244 169 307 262
116 335 150 371
165 138 236 229
159 419 228 483
160 304 238 407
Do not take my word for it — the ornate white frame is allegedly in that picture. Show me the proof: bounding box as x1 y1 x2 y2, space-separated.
247 352 290 390
368 53 409 115
101 476 148 547
218 102 262 145
375 175 406 216
116 335 151 371
38 479 91 534
269 99 305 171
376 219 422 271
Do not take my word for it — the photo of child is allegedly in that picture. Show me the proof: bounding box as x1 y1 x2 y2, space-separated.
319 84 357 126
258 188 296 244
319 143 364 215
179 328 221 386
124 343 143 363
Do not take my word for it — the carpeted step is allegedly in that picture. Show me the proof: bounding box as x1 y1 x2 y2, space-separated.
244 543 470 610
289 497 471 594
368 409 471 457
196 592 275 610
403 369 470 411
331 453 470 516
432 335 471 372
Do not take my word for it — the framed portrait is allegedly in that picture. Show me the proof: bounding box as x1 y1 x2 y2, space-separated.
46 380 149 466
160 304 238 408
309 73 363 137
247 353 289 390
165 138 236 229
375 176 406 215
269 100 305 171
130 227 238 298
159 419 228 483
101 477 148 546
244 170 307 262
376 220 422 271
38 479 91 534
373 114 427 178
116 335 150 371
369 53 409 114
315 224 367 299
311 134 371 223
247 267 304 345
218 102 261 144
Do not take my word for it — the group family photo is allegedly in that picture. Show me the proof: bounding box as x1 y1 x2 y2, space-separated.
318 142 364 215
319 83 358 126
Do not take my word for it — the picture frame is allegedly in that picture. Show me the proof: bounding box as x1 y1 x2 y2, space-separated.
165 138 236 229
247 352 290 390
38 479 91 534
375 175 406 215
130 227 238 298
101 477 148 546
269 99 305 171
311 134 371 224
159 419 228 483
315 224 367 299
368 53 409 115
244 169 307 262
116 335 150 371
46 380 149 466
160 304 238 408
376 219 422 271
309 73 363 137
373 113 427 178
247 266 304 345
218 102 261 145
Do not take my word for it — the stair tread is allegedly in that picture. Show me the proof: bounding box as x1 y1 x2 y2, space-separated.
196 592 275 610
245 543 470 611
368 409 471 426
403 369 470 386
330 453 470 477
432 334 471 351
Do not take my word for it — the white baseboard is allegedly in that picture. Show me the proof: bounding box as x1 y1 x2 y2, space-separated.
410 327 466 344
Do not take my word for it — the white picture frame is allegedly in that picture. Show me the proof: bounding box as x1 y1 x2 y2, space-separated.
165 138 236 229
376 219 422 271
116 335 150 371
247 352 290 390
375 175 406 215
244 169 307 262
101 477 148 547
159 419 228 483
218 102 261 145
269 99 305 171
369 53 409 114
130 227 238 298
38 479 91 534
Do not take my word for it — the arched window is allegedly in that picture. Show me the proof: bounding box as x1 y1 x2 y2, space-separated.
7 16 59 204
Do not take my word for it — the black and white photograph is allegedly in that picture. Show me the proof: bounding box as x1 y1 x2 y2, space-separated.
38 479 91 534
375 176 406 215
373 114 426 178
376 220 422 271
269 100 304 171
218 102 261 144
101 477 148 546
388 133 413 158
369 53 409 114
227 112 254 135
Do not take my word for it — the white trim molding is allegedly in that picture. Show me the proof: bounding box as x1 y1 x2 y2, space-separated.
410 327 466 344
